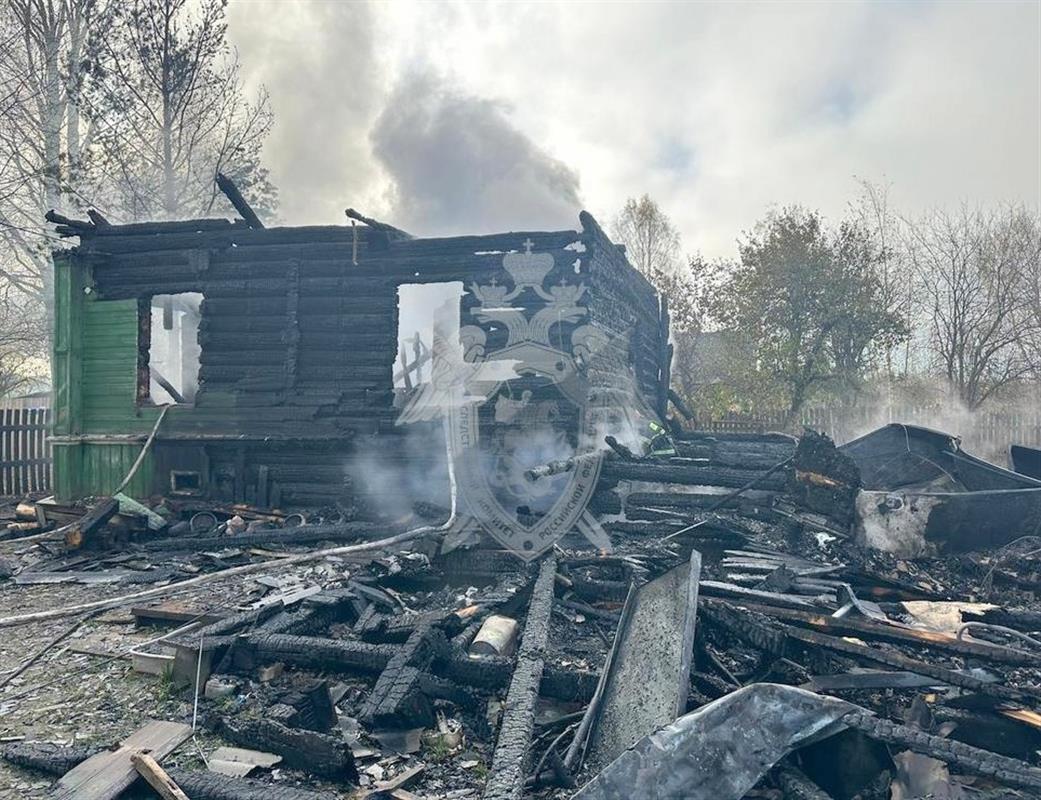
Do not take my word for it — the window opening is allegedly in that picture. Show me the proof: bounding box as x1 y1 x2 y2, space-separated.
394 282 464 391
145 292 203 405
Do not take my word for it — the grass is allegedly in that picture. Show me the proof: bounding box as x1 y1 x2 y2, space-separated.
154 668 177 702
423 735 453 763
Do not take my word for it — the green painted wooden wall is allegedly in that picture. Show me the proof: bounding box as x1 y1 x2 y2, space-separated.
52 256 157 500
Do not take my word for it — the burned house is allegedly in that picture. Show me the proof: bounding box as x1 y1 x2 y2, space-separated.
48 208 669 557
13 203 1041 800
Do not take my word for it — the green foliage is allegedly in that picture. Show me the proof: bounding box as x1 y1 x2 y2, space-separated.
424 735 453 763
697 206 908 422
154 667 177 702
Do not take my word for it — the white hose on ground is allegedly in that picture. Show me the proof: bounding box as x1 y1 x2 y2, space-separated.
0 417 462 629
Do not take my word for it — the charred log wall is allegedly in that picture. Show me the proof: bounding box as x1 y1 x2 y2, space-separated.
579 211 668 420
55 216 663 506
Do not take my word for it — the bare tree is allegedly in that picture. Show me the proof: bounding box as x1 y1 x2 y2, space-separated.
850 178 918 381
0 283 47 396
611 194 702 416
91 0 276 221
908 205 1041 409
0 0 106 319
612 194 682 277
1011 211 1041 382
611 195 696 330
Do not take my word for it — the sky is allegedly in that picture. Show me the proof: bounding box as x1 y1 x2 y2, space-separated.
227 0 1041 260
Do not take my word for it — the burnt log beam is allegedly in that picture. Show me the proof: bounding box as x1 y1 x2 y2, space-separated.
625 491 779 512
142 521 387 552
228 631 597 702
86 209 111 228
738 602 1041 666
2 742 102 775
166 770 330 800
439 652 598 703
358 608 465 644
45 209 94 234
217 716 357 782
216 172 264 229
843 711 1041 793
360 625 448 728
600 460 788 490
64 497 119 549
417 672 479 709
178 605 284 648
483 556 558 800
235 633 396 674
667 389 694 422
0 742 330 800
252 588 364 638
344 207 413 240
702 600 1040 707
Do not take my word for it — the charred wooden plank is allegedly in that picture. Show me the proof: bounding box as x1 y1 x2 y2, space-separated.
844 711 1041 792
738 602 1041 666
360 626 449 728
703 599 1040 707
217 716 357 781
52 720 192 800
483 556 557 800
237 633 396 675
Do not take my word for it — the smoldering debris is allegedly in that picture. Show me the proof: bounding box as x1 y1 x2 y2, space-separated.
5 423 1041 798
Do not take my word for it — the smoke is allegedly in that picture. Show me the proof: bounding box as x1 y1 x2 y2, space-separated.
370 72 582 236
349 423 453 522
815 379 1039 466
227 2 385 224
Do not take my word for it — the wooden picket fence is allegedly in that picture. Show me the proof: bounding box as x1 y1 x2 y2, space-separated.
700 405 1041 463
0 406 51 496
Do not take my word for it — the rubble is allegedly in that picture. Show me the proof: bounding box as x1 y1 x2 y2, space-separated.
1 204 1040 799
2 423 1041 799
843 424 1041 555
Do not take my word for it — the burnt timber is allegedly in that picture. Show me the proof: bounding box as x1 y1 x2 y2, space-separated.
49 211 666 508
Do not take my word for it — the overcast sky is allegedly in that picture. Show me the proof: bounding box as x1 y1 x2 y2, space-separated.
227 0 1041 259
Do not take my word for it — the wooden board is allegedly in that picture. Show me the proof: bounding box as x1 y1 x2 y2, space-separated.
53 720 192 800
131 600 225 626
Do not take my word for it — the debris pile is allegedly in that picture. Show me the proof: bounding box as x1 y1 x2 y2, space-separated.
3 424 1041 799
